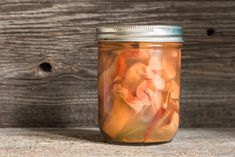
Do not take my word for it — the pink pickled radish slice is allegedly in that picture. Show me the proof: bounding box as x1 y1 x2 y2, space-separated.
149 56 162 71
152 75 165 90
146 74 165 92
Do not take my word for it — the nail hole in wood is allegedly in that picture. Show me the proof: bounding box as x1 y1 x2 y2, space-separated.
207 28 215 36
39 62 52 72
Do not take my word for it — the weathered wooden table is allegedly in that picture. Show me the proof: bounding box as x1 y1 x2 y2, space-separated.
0 128 234 157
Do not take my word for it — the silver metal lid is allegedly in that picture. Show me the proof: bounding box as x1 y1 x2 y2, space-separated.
96 25 183 42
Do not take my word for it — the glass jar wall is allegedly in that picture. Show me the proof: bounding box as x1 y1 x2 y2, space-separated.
97 26 183 144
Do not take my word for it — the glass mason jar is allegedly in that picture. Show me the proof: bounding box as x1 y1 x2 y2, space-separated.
96 26 183 144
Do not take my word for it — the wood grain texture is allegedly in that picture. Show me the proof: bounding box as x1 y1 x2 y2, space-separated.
0 0 235 127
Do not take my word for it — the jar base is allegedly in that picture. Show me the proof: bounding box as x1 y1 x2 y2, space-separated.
100 129 173 146
104 138 173 146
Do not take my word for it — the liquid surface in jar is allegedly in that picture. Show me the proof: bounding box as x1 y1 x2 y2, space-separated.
98 42 181 143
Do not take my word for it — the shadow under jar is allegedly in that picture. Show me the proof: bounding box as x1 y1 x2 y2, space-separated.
96 25 183 144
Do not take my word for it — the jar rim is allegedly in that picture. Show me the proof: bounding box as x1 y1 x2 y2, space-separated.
96 25 183 42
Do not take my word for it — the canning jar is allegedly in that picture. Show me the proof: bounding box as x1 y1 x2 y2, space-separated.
96 25 183 144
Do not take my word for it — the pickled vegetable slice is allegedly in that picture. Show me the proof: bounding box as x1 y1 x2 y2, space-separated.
136 81 150 104
144 84 180 142
116 104 157 142
122 63 148 95
143 107 166 142
98 57 118 115
145 112 179 142
162 48 178 80
146 88 162 113
170 80 180 99
144 86 171 141
103 81 152 138
98 51 116 74
116 118 148 142
148 56 163 72
172 99 180 113
99 57 118 96
102 94 136 138
114 49 150 82
147 74 165 91
112 84 146 112
99 49 149 101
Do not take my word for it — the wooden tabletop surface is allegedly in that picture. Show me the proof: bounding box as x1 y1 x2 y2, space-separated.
0 128 234 157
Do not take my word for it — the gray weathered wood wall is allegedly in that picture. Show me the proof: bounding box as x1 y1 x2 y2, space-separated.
0 0 234 127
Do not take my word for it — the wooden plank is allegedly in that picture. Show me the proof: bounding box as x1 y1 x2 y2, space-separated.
0 128 234 156
0 0 234 127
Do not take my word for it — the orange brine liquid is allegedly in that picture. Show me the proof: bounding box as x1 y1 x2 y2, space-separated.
98 42 181 143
